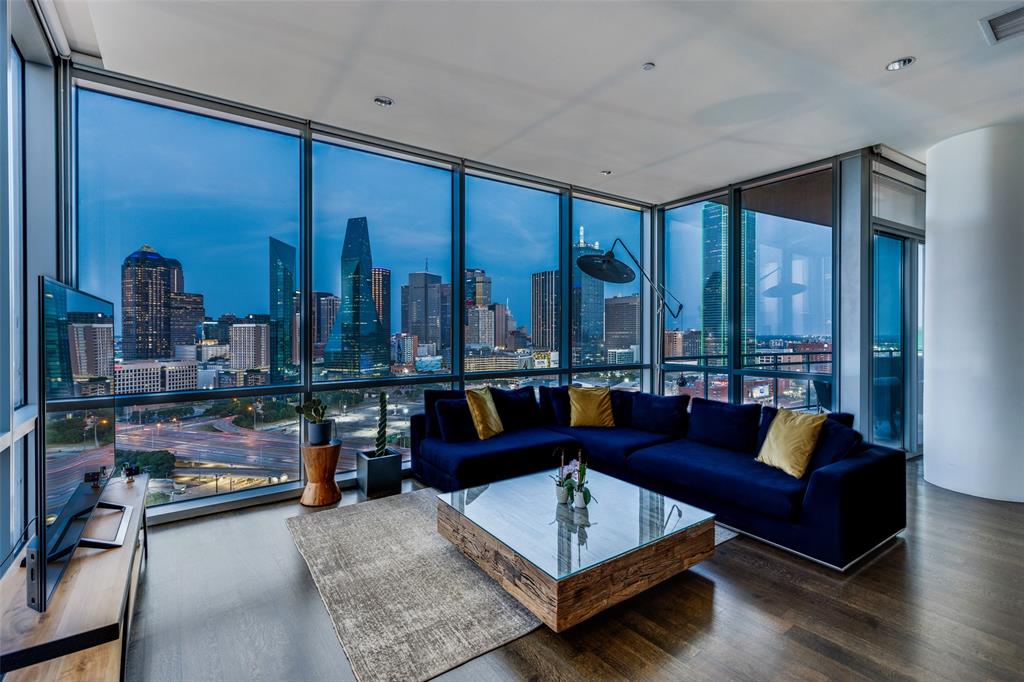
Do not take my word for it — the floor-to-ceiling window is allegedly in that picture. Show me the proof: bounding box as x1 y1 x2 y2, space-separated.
661 195 730 400
570 197 643 389
2 42 27 568
739 168 834 409
464 173 561 375
312 141 454 381
75 85 304 504
659 165 835 410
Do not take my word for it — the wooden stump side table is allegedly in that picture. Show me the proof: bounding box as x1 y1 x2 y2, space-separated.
300 442 342 507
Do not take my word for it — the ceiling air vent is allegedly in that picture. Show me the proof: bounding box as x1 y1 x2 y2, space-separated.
979 5 1024 45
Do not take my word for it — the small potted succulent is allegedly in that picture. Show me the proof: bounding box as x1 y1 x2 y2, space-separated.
357 392 402 497
296 397 333 446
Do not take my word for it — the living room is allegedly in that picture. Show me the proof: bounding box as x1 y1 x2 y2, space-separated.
1 1 1022 681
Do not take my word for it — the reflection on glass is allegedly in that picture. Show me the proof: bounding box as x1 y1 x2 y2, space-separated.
663 197 729 366
465 175 560 372
114 395 300 506
917 242 925 451
76 87 302 394
741 169 833 373
873 234 904 446
664 371 706 400
317 383 451 470
44 409 115 517
313 142 453 380
571 198 643 367
43 280 115 399
438 470 713 579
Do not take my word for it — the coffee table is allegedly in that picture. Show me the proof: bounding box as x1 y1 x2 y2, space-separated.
436 469 715 632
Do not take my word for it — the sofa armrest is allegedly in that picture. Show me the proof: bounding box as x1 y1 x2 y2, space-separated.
802 444 906 567
410 413 426 461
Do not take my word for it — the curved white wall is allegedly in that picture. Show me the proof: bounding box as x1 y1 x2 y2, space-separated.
924 122 1024 502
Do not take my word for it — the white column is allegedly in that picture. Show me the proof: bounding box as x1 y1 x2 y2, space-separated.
924 122 1024 502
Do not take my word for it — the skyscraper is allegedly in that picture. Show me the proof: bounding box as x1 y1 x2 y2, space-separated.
312 292 340 361
68 316 115 381
605 294 640 350
324 217 389 377
371 267 391 341
269 237 297 382
168 291 205 347
701 203 756 357
229 323 269 371
464 268 492 310
466 306 495 347
122 244 188 360
572 226 604 363
489 302 514 349
531 270 559 351
401 270 444 349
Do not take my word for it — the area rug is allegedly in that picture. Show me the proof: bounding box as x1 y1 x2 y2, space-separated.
287 487 738 682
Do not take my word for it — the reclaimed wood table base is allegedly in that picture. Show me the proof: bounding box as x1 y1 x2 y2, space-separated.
300 443 342 507
435 471 717 632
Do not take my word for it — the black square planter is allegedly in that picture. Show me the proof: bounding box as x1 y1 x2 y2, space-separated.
357 448 402 497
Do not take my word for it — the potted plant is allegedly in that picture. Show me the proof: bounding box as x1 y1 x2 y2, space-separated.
550 448 577 504
357 392 402 497
295 397 333 446
571 455 595 509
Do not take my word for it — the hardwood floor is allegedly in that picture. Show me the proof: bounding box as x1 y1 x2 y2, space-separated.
126 459 1024 681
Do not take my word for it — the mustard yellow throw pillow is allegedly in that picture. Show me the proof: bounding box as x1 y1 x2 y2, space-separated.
756 408 828 478
465 387 504 440
569 387 616 428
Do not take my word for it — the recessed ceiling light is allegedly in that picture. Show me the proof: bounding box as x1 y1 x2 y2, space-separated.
641 62 656 72
373 96 394 107
885 56 916 72
599 170 613 176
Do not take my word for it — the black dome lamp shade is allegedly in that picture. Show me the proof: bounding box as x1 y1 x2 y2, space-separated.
576 237 684 319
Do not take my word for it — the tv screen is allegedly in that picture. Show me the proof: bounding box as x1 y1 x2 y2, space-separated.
29 278 116 611
41 278 116 516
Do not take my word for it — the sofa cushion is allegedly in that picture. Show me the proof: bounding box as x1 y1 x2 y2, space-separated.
628 439 807 520
547 425 675 477
805 418 863 475
687 398 761 453
545 386 572 426
466 388 504 440
757 407 864 476
756 409 828 479
489 386 540 432
758 407 857 449
630 393 689 436
609 390 635 427
434 399 477 443
423 389 465 439
419 428 577 489
569 387 616 427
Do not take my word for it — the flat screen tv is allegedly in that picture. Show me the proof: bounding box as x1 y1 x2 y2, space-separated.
26 277 117 611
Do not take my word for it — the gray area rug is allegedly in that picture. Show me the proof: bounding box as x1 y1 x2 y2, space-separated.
287 487 738 682
286 488 539 682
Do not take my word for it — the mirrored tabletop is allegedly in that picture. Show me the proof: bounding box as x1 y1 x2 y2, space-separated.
437 469 714 580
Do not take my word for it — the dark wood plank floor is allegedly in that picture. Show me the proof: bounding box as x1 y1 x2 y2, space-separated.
126 459 1024 681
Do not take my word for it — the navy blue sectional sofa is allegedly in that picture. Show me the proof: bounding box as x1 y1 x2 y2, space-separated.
411 386 906 571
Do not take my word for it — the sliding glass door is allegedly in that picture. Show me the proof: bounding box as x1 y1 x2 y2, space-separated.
871 231 924 454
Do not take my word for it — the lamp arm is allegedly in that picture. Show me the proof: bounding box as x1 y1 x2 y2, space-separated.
608 238 684 319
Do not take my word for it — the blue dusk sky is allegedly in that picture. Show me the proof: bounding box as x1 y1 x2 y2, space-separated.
77 87 643 337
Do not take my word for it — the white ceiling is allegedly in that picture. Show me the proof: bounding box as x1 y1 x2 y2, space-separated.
54 0 1024 204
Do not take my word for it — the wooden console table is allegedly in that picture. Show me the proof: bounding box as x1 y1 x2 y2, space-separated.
0 475 149 681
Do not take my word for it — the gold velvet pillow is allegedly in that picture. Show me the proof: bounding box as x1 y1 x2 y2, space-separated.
756 409 828 478
568 387 616 428
465 387 504 440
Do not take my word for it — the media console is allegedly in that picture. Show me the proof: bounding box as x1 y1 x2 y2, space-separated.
0 475 149 681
